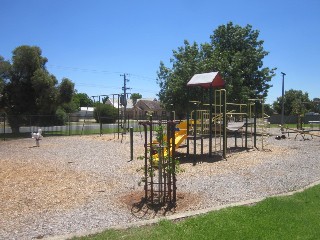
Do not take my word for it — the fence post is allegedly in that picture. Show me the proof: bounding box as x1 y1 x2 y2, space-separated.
130 127 133 161
3 113 5 141
68 114 71 136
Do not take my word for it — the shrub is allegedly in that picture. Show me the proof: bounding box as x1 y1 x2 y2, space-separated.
93 103 117 124
55 107 67 125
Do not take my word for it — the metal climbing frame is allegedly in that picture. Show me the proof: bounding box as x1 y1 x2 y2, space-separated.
247 98 269 150
139 118 177 206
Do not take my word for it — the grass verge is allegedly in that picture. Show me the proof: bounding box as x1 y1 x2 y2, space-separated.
73 184 320 240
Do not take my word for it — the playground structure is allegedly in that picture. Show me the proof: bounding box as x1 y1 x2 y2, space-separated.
82 93 132 139
185 72 269 162
138 72 270 207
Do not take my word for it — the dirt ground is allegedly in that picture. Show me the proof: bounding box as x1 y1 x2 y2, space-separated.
1 131 319 239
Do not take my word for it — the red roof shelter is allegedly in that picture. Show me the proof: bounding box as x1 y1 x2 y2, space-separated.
187 72 225 88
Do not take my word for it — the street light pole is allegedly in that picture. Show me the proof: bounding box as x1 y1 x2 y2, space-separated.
281 72 286 131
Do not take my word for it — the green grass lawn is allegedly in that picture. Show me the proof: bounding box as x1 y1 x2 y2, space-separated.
73 184 320 240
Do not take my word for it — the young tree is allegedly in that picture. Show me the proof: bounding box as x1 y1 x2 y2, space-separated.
157 22 276 116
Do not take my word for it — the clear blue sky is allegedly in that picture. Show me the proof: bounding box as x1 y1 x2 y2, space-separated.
1 0 319 104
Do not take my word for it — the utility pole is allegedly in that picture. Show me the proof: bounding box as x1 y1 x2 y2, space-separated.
120 73 130 132
281 72 286 131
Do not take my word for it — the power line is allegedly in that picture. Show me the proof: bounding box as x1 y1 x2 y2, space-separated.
48 64 158 82
47 64 122 75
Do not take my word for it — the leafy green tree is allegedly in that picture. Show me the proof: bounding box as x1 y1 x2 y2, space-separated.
311 98 320 113
273 89 311 115
0 56 10 94
58 78 76 113
58 78 74 104
157 22 276 116
263 104 274 117
130 93 142 105
157 40 203 116
0 45 75 132
210 22 276 102
72 93 93 108
93 103 117 124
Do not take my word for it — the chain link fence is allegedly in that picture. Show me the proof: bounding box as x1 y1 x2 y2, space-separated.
0 113 141 140
0 110 174 141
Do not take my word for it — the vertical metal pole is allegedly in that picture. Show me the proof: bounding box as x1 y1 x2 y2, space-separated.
166 122 171 202
281 72 286 130
245 103 248 149
222 90 227 159
130 127 133 161
143 124 148 200
68 114 71 136
172 121 177 203
113 94 115 138
209 86 213 157
193 103 197 165
254 100 257 148
149 116 154 204
3 113 5 141
187 89 190 156
99 96 102 136
117 94 120 139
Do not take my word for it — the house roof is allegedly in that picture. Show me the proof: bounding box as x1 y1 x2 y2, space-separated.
134 99 162 111
187 72 225 88
141 100 161 110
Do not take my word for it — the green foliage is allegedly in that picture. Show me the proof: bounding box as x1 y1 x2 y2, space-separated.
311 98 320 113
273 89 311 115
130 93 142 105
157 22 276 116
58 78 75 104
0 45 75 132
55 107 68 125
0 56 11 94
263 104 274 117
74 93 93 107
93 103 117 123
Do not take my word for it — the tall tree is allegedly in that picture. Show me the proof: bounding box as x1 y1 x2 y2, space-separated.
157 22 276 116
0 45 75 132
273 89 311 115
157 40 202 115
210 22 276 102
58 78 76 113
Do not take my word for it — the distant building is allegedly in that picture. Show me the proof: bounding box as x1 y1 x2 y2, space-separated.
69 107 94 122
133 99 167 120
105 98 167 120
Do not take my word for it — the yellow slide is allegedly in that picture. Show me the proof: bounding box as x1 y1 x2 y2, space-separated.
152 121 187 165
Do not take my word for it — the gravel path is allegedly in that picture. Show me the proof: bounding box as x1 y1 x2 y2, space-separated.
1 129 320 239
